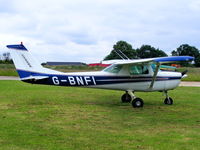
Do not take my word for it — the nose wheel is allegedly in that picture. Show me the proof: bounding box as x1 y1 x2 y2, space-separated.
163 91 173 105
164 97 173 105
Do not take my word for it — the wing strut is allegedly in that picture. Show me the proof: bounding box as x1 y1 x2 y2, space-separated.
149 62 160 89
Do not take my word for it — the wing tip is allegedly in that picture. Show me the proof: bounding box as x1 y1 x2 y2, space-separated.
155 56 194 62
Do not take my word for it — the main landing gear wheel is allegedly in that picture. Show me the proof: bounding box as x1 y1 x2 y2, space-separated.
164 97 173 105
121 91 144 108
121 93 132 103
132 98 144 108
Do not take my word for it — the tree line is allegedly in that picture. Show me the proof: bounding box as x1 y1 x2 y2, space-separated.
1 41 200 66
0 52 12 64
104 41 200 67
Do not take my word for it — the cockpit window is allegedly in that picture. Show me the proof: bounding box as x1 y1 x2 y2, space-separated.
129 65 149 75
103 64 123 74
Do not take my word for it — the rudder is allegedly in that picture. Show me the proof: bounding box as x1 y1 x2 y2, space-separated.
7 43 60 79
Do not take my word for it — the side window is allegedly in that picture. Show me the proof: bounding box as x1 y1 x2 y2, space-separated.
129 65 149 75
104 64 123 74
151 64 156 72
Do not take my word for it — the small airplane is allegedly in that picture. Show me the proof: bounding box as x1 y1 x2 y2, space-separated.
7 43 194 108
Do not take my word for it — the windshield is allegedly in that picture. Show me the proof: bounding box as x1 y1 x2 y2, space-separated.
103 64 123 74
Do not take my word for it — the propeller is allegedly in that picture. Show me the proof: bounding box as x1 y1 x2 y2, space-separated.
181 70 188 78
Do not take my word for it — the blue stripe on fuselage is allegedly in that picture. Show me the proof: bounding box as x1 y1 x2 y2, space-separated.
17 69 32 78
17 69 181 86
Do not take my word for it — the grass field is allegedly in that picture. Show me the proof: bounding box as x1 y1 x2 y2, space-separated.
0 81 200 149
0 64 18 76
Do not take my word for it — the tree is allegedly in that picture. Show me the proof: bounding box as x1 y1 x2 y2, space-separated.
174 44 199 57
171 44 200 67
104 41 136 60
3 52 11 61
0 52 13 64
136 45 167 58
195 55 200 67
171 50 178 56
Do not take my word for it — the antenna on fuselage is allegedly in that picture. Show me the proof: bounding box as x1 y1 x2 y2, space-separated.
114 49 130 60
117 50 130 59
114 50 125 59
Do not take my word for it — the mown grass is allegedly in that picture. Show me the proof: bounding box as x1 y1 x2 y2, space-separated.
0 64 18 76
0 81 200 149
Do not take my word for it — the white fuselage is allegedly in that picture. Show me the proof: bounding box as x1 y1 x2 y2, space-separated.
53 64 182 92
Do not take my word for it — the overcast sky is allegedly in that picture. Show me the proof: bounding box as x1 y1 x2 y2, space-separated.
0 0 200 63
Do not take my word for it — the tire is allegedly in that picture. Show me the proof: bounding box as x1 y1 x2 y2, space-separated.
164 97 173 105
121 93 132 103
132 98 144 108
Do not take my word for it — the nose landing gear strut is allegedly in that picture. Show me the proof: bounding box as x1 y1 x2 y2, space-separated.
163 91 173 105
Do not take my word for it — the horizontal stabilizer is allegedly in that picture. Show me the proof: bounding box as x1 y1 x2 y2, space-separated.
21 76 49 81
7 44 28 51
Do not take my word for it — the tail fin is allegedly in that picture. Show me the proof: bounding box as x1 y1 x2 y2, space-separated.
7 43 60 79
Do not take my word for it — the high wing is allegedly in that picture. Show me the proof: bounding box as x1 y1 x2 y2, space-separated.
115 56 194 65
114 56 194 89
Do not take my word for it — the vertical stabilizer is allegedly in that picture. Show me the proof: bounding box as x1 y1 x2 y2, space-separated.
7 43 60 79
